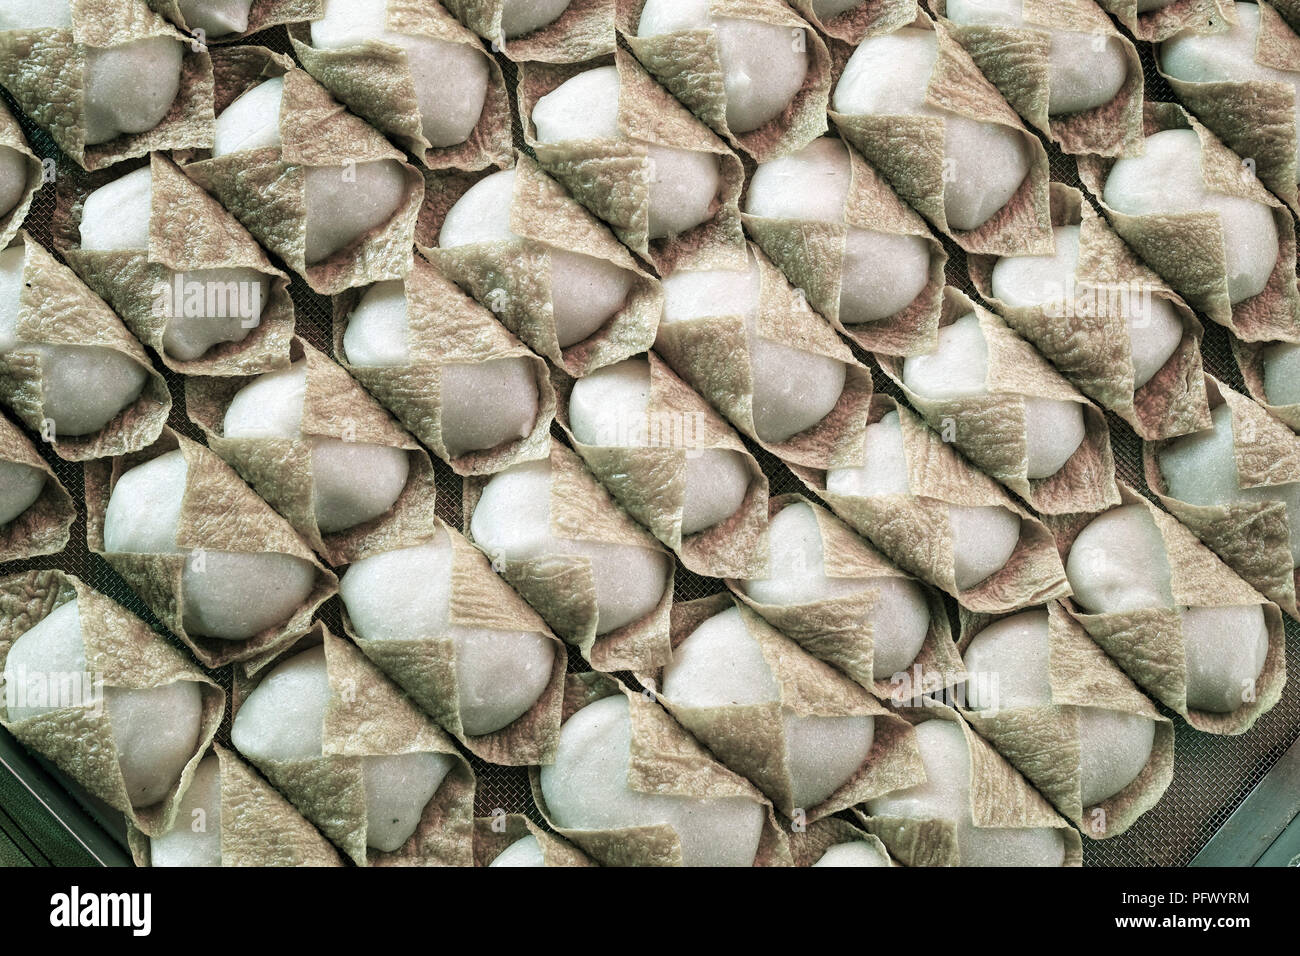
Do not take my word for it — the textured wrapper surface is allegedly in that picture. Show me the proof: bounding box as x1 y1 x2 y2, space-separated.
1077 100 1300 343
1096 0 1236 42
473 813 595 866
931 0 1145 157
332 255 556 476
0 232 171 462
727 494 964 700
969 183 1211 442
1048 482 1287 734
418 152 661 378
52 152 295 376
828 11 1054 256
654 241 874 469
518 48 747 274
444 0 616 63
0 570 223 838
642 593 926 821
553 352 770 579
788 816 894 866
0 100 39 248
463 440 674 673
529 672 794 866
1143 375 1300 617
288 1 513 171
1233 335 1300 432
0 2 215 170
617 0 832 163
0 410 74 562
789 395 1072 613
785 0 918 45
876 286 1122 516
741 137 947 357
127 744 343 867
957 601 1174 839
340 518 567 767
148 0 323 42
181 46 423 295
84 428 337 669
855 704 1082 866
231 624 475 866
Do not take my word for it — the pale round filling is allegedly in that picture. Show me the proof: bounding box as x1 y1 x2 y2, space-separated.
177 0 254 37
0 459 45 526
811 840 891 866
490 834 546 867
0 145 28 221
83 37 184 146
149 753 222 866
1262 341 1300 405
501 0 572 39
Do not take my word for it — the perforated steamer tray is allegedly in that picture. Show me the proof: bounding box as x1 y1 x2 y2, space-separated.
0 13 1297 868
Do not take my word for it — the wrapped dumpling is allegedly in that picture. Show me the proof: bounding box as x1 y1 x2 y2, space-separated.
934 0 1144 156
1096 0 1237 42
443 0 614 62
532 673 791 866
0 410 74 561
130 746 343 867
339 520 566 764
55 153 294 373
733 496 963 700
742 135 946 355
291 0 512 169
0 0 213 170
557 352 769 578
0 101 38 247
969 182 1210 441
621 0 832 161
465 441 673 672
789 817 893 867
958 603 1174 838
1232 336 1300 432
334 256 554 475
646 596 925 821
0 232 169 460
420 154 661 377
1077 103 1300 342
519 50 745 270
0 570 223 835
876 288 1120 514
830 13 1053 254
231 626 475 866
475 814 595 867
149 0 317 41
186 339 438 565
86 429 336 668
783 0 917 44
181 46 423 295
1052 488 1286 733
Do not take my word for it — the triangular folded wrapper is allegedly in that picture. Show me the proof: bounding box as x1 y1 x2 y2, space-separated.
473 813 596 866
185 337 440 566
418 152 661 378
462 440 675 673
788 395 1072 613
741 136 947 358
147 0 323 43
956 601 1174 839
1156 2 1300 216
640 593 926 823
443 0 616 63
0 2 214 170
180 46 423 295
1095 0 1236 42
332 255 556 476
288 1 513 171
52 152 295 376
930 0 1144 157
616 0 832 164
231 623 476 867
552 352 770 579
0 411 74 561
726 494 964 701
876 286 1121 516
969 183 1211 442
339 518 567 766
1046 482 1287 734
854 704 1083 866
788 817 894 867
529 671 794 866
0 100 40 248
1077 101 1300 343
1143 375 1300 618
127 744 344 867
84 428 337 669
653 240 874 469
1232 336 1300 432
0 232 171 461
827 10 1054 256
518 48 747 274
785 0 918 45
0 569 224 838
